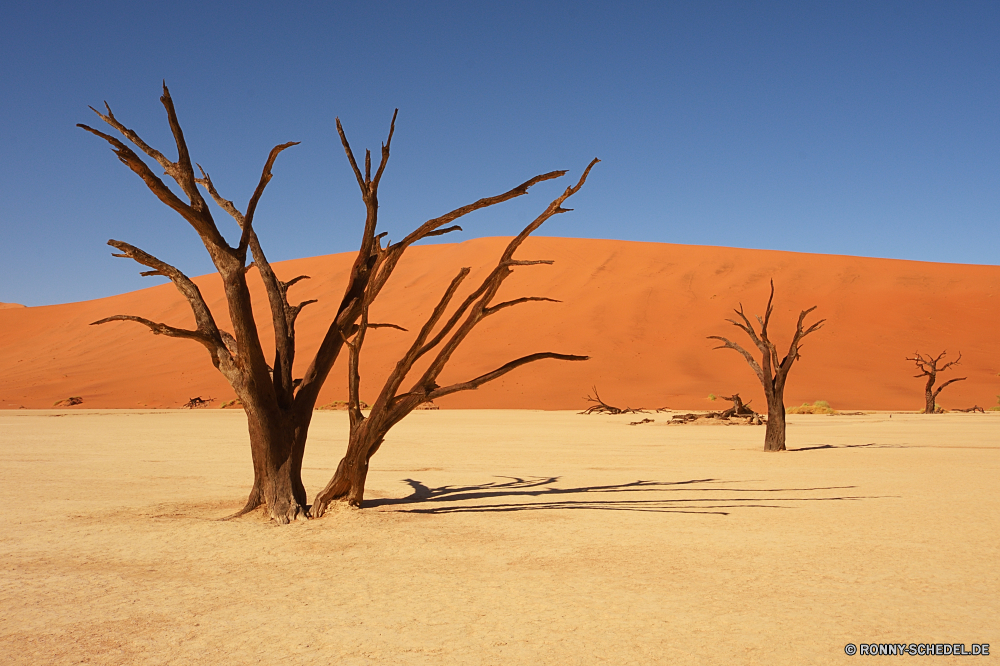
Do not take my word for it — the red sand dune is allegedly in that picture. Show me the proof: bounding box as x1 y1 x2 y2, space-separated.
1 237 998 411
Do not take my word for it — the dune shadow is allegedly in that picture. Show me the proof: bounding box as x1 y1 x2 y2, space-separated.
365 476 884 515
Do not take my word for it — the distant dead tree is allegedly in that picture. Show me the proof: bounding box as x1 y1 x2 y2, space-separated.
81 83 593 523
708 281 824 451
579 387 647 415
906 351 966 413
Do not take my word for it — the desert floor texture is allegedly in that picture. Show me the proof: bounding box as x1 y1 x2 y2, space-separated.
1 409 996 665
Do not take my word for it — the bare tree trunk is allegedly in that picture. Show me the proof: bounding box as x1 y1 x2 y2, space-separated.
312 427 386 511
243 404 306 523
763 392 786 451
924 382 936 414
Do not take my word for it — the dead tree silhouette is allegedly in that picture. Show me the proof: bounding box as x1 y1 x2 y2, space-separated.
708 280 824 451
906 351 966 413
81 83 593 522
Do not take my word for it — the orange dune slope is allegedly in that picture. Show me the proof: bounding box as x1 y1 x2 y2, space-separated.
1 237 997 411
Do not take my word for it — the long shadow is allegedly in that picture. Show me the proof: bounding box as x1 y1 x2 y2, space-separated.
790 442 910 452
365 476 885 515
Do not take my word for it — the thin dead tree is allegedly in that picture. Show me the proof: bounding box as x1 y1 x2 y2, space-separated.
708 280 824 451
311 161 597 514
906 351 966 413
81 83 591 523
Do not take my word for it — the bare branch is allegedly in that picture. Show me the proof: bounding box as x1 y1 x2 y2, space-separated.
498 158 600 264
159 83 206 208
933 376 967 398
483 296 560 317
368 323 409 332
89 102 173 172
195 165 245 226
422 225 463 239
336 117 367 195
371 109 397 189
106 240 222 339
239 141 300 255
428 353 589 401
78 123 198 226
504 259 555 267
707 335 767 383
90 315 207 341
394 170 570 250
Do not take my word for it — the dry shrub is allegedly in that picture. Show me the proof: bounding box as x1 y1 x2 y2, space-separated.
787 400 837 415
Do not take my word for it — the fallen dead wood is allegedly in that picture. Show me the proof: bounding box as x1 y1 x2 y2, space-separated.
183 396 215 409
716 393 758 418
953 405 985 413
628 418 654 426
580 387 647 415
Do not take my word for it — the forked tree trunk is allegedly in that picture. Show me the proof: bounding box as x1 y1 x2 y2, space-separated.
763 392 786 452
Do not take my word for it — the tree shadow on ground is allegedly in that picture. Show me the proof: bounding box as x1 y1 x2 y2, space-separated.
789 442 910 452
365 476 886 515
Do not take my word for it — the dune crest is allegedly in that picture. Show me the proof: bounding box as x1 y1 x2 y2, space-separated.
1 237 997 411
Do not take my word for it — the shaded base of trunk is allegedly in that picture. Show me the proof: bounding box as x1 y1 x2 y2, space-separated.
312 460 366 517
223 476 309 524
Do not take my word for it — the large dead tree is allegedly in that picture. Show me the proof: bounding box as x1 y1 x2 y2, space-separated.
708 281 824 451
906 351 966 413
80 83 592 523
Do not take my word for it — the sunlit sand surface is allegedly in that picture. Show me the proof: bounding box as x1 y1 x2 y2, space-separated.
1 410 997 664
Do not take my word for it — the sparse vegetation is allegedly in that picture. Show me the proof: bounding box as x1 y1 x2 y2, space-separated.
787 400 837 415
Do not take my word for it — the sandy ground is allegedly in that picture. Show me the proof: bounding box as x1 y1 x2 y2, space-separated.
3 237 999 411
0 409 997 665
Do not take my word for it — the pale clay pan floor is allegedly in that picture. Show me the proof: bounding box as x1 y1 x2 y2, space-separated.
0 410 997 665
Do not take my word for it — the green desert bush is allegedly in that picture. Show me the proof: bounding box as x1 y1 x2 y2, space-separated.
787 400 837 415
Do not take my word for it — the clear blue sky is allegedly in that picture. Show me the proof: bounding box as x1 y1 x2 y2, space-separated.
1 1 997 306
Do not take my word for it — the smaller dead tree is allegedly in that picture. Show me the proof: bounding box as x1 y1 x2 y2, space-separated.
309 160 598 515
708 281 824 451
906 351 966 413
